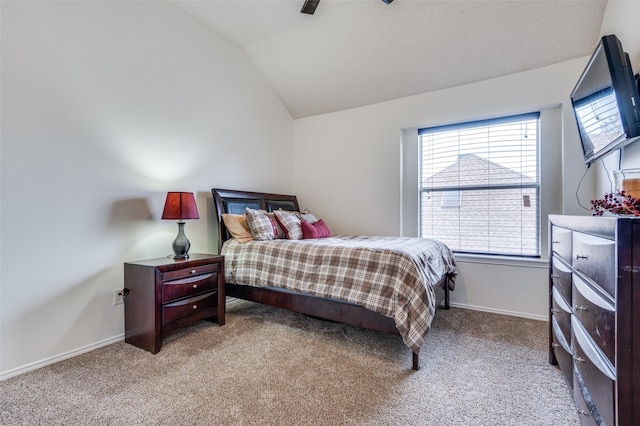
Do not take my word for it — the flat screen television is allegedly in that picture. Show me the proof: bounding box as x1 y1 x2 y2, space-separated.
571 34 640 164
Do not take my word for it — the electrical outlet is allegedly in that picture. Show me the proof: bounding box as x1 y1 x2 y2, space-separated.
113 289 124 305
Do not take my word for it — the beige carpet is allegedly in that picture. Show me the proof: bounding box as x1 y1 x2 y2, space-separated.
0 300 578 425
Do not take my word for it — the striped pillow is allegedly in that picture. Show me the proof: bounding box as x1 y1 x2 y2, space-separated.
245 208 277 240
301 219 331 239
273 210 303 240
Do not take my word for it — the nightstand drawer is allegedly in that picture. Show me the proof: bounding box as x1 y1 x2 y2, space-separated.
162 263 219 281
572 232 615 298
162 271 218 302
162 291 218 327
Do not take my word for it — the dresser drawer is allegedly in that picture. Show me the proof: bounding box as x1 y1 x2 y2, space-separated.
551 317 573 388
551 225 572 260
162 271 218 302
572 317 615 426
551 255 572 304
572 274 615 366
162 291 219 328
574 369 602 426
162 263 219 281
551 286 572 344
572 232 615 298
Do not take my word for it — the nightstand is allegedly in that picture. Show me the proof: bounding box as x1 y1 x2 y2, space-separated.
123 253 225 353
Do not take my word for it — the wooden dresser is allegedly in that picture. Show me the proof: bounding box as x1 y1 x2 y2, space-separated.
549 215 639 425
124 254 225 354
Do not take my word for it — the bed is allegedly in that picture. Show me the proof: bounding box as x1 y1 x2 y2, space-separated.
211 188 457 370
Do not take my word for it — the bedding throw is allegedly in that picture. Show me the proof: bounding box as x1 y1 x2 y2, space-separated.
222 235 457 353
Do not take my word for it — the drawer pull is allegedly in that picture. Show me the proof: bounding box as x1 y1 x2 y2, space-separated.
193 284 198 289
551 343 560 348
552 240 560 244
193 304 198 310
574 305 589 312
550 274 560 279
574 356 586 363
576 254 588 260
191 269 197 274
577 409 590 416
550 308 561 313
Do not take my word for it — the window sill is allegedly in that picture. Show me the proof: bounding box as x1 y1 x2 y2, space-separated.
454 253 548 269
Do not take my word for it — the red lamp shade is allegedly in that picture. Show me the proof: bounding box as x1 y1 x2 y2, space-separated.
161 192 199 221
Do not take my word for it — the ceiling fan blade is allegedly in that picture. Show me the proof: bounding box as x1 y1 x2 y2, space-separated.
301 0 320 15
301 0 392 16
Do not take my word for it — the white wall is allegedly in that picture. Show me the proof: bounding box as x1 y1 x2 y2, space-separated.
291 1 640 321
0 1 293 378
594 1 640 193
600 1 640 81
293 57 591 320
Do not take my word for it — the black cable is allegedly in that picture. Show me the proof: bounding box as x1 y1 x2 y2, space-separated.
576 163 591 212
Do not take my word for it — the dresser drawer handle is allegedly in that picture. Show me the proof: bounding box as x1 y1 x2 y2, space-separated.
552 240 560 244
550 274 560 279
574 305 588 312
576 254 588 260
193 284 198 289
190 269 197 274
574 356 586 363
550 308 561 314
577 409 590 416
551 343 560 348
193 304 198 310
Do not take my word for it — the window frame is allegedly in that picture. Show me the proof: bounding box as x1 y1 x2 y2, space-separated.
417 112 541 258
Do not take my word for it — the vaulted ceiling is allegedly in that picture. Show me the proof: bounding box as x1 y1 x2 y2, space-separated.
175 0 608 118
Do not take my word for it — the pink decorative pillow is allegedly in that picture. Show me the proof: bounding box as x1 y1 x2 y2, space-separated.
245 208 277 240
273 210 303 240
301 219 331 239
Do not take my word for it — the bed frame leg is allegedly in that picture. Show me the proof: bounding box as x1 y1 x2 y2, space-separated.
444 275 451 310
412 350 420 371
445 283 450 310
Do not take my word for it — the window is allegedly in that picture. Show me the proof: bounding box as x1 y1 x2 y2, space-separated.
419 112 540 257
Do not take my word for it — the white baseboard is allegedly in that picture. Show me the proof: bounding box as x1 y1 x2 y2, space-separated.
445 301 547 321
0 334 124 381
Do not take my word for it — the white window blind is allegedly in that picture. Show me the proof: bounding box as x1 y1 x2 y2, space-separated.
419 112 540 257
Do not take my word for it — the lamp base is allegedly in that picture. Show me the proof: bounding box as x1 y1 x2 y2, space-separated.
172 221 191 259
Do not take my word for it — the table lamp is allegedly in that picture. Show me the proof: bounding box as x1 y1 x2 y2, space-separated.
161 192 199 259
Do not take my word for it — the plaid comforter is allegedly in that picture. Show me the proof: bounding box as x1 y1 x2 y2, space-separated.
222 235 457 352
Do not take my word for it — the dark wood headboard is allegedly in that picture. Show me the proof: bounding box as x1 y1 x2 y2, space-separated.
211 188 300 253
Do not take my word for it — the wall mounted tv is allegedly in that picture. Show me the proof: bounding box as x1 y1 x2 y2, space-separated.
571 34 640 164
